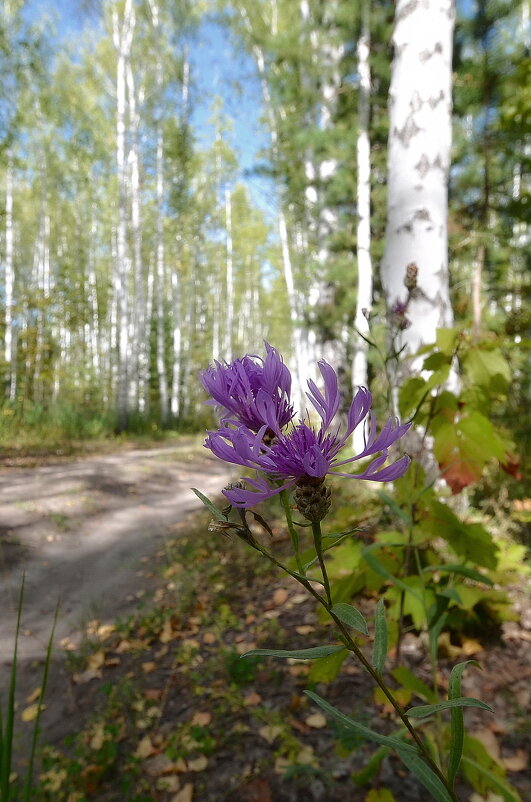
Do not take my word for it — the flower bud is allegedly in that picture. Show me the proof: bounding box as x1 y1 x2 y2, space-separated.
294 477 331 522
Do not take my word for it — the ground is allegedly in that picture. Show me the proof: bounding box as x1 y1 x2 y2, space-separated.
0 443 529 802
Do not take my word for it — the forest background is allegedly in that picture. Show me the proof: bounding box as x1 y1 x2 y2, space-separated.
1 0 528 456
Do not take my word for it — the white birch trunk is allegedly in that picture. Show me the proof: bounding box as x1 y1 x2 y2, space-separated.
87 207 100 374
112 0 135 431
155 123 169 423
352 1 373 450
126 60 146 413
381 0 456 363
223 186 234 361
4 160 15 399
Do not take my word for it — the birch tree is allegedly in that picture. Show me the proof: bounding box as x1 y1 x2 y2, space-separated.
381 0 456 362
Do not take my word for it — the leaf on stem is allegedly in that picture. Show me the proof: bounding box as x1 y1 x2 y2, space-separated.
406 697 493 719
331 603 369 635
241 645 345 661
447 661 480 789
191 488 227 522
304 691 416 753
395 749 454 802
422 564 493 586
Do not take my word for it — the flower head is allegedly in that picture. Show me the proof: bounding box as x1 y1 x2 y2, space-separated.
199 342 294 436
204 359 411 509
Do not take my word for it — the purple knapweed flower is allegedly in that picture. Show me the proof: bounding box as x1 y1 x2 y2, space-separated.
204 360 411 508
199 342 294 436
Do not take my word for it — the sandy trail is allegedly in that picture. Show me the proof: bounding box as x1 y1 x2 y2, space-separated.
0 443 232 741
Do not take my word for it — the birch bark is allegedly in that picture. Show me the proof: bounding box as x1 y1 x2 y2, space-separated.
4 160 15 400
112 0 135 431
381 0 456 362
223 186 234 362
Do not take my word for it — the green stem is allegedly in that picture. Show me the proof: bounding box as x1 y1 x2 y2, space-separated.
252 538 458 802
311 520 332 606
280 489 303 573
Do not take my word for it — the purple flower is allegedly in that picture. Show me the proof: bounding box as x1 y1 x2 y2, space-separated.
199 342 294 436
204 360 411 508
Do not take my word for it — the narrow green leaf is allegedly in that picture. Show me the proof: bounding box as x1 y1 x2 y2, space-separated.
363 545 423 601
391 666 437 704
396 748 454 802
406 697 493 719
304 691 416 753
241 645 345 661
1 575 24 801
377 491 412 524
372 599 388 675
331 603 369 635
308 648 348 684
461 756 521 802
352 746 390 787
447 661 480 789
23 600 59 801
423 564 493 585
191 488 227 521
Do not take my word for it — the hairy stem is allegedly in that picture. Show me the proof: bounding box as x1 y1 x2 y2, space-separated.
311 520 332 606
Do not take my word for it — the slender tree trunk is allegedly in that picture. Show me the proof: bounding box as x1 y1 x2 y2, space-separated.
126 59 146 414
223 186 234 361
4 159 15 400
381 0 456 364
352 0 373 451
112 0 135 431
155 122 169 423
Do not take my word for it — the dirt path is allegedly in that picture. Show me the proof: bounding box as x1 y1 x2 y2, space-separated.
0 443 232 746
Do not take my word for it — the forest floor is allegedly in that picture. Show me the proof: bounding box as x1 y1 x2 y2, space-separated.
0 443 530 802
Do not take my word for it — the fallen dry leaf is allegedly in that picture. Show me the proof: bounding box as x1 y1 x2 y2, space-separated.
145 754 176 777
460 637 484 656
160 619 179 643
235 641 257 655
72 668 101 684
502 750 528 772
157 775 180 792
141 662 157 674
187 755 208 772
21 703 41 723
471 728 500 761
272 588 289 606
87 651 105 671
144 689 163 701
134 736 157 759
202 632 216 644
171 783 193 802
305 713 327 729
243 692 262 707
295 625 315 635
258 724 283 744
190 711 212 726
25 686 42 704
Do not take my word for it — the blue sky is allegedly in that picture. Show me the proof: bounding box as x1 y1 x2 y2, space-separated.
24 0 275 218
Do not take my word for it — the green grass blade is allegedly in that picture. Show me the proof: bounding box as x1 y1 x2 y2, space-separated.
1 574 25 802
22 600 59 801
